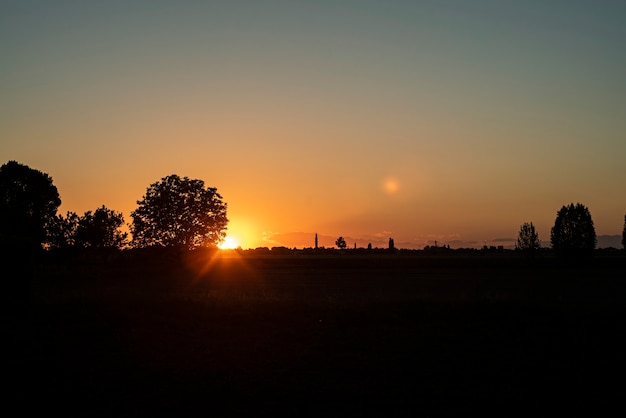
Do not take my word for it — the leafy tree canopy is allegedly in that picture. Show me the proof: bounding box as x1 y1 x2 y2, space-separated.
46 206 127 251
131 174 228 250
550 203 596 257
76 205 127 249
336 236 347 249
46 211 79 250
0 160 61 248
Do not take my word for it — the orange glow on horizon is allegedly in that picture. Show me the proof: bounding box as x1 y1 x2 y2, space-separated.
222 218 263 249
218 235 240 250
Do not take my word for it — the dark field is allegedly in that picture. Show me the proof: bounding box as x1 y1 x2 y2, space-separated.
25 253 626 416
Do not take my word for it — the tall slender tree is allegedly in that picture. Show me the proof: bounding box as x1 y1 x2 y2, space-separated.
515 222 541 256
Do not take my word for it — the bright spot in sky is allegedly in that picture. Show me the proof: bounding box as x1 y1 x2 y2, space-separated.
383 177 400 195
218 236 240 250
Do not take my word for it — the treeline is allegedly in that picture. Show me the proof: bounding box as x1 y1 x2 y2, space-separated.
228 245 624 257
0 161 227 260
1 160 625 263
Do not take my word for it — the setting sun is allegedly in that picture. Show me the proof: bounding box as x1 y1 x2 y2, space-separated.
4 1 624 250
218 236 240 250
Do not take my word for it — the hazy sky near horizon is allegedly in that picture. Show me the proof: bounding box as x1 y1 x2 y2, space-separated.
2 0 625 249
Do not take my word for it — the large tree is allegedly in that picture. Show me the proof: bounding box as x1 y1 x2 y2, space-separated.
550 203 596 257
131 174 228 250
515 222 541 256
0 160 61 249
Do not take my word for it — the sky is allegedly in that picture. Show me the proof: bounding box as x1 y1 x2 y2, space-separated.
2 0 625 249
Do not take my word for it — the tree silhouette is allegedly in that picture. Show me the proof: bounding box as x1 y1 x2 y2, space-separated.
515 222 541 256
622 215 625 250
335 236 347 250
0 160 61 250
131 174 227 250
46 211 80 250
550 203 596 257
76 205 127 249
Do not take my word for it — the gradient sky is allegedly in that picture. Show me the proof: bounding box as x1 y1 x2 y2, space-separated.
2 0 625 249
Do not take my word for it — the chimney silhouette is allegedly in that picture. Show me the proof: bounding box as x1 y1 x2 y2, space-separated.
315 233 318 249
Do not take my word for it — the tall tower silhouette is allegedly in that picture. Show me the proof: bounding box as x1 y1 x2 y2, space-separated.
315 233 318 249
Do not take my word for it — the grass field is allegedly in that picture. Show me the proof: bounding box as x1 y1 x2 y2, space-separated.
26 252 626 416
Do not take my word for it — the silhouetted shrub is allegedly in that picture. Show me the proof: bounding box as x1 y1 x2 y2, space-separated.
335 236 347 250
